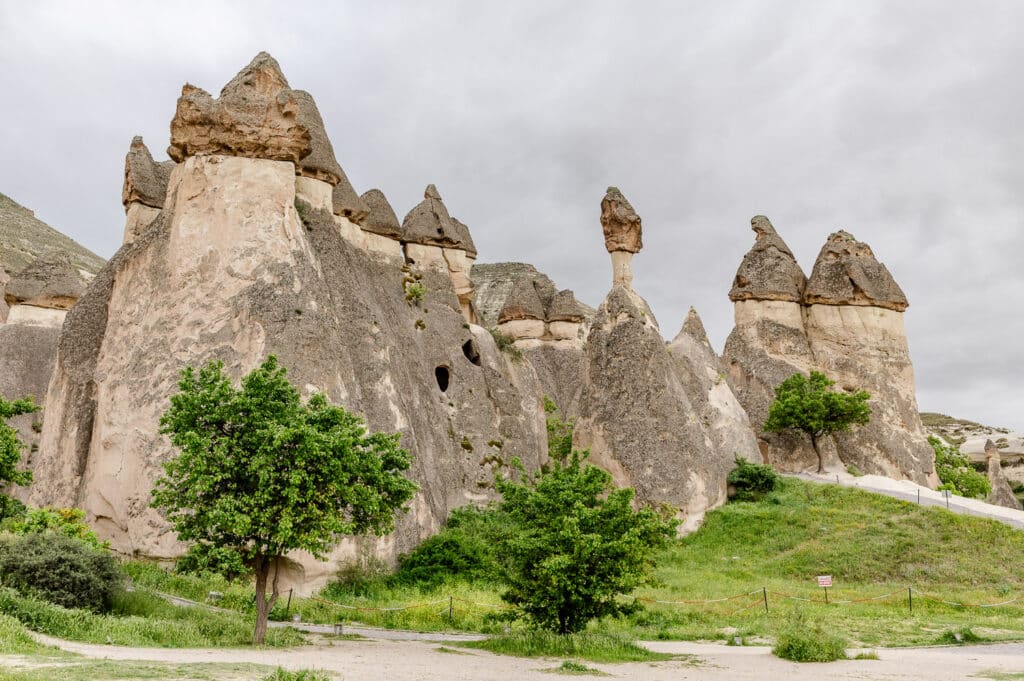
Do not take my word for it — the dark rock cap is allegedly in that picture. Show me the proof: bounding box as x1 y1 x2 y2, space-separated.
122 136 175 209
498 277 546 323
402 185 476 253
5 252 88 308
358 189 402 238
546 289 587 323
804 230 909 311
333 179 370 224
728 216 807 303
600 186 642 253
291 89 345 186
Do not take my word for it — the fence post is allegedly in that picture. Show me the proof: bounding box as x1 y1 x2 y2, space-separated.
449 595 454 623
908 587 913 615
762 587 769 614
285 588 293 616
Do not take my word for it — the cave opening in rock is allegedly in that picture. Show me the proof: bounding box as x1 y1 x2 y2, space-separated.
462 339 481 366
435 366 450 392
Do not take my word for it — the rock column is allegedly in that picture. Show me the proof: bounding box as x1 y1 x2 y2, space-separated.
600 187 642 287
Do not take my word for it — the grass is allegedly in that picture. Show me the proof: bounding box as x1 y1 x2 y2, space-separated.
771 612 847 662
123 478 1024 650
0 587 304 648
0 660 275 681
459 632 671 663
543 660 609 675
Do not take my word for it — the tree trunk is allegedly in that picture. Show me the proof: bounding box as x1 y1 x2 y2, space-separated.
252 555 282 645
810 433 823 473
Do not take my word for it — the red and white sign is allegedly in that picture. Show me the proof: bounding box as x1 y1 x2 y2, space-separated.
817 575 833 588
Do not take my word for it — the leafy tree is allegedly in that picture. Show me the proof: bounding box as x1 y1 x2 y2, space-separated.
152 356 418 644
929 436 991 499
494 404 677 634
0 396 38 517
763 371 871 472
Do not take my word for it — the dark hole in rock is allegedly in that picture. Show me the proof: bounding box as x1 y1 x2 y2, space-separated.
435 366 450 392
462 339 481 366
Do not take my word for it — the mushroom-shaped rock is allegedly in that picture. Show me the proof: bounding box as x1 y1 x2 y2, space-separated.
600 187 642 253
729 216 807 303
402 185 476 252
804 231 909 311
498 278 546 323
5 252 87 309
168 52 312 164
984 440 1023 510
546 289 587 323
122 136 174 209
359 189 403 238
333 181 370 224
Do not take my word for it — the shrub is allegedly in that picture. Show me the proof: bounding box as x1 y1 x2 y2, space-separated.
0 533 122 612
175 542 251 581
3 506 107 549
261 669 331 681
930 436 991 499
489 329 523 361
727 457 779 501
772 611 847 662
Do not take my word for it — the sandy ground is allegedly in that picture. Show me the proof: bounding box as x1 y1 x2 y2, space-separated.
9 634 1024 680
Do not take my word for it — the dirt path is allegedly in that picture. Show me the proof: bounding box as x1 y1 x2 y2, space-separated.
15 633 1024 680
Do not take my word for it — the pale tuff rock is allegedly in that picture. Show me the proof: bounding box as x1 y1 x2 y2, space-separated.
5 252 88 310
123 204 163 245
576 286 760 519
359 189 403 239
402 184 476 255
29 152 547 593
804 230 909 311
168 53 311 164
984 440 1021 510
724 219 934 484
122 137 174 209
728 216 807 303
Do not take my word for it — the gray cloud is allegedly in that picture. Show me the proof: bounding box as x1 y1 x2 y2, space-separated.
1 0 1020 428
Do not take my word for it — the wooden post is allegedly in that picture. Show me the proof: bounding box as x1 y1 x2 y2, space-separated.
823 586 829 604
908 587 913 614
285 588 293 616
449 595 454 623
762 587 769 614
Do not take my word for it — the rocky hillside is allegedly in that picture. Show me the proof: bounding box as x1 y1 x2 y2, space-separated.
0 192 105 278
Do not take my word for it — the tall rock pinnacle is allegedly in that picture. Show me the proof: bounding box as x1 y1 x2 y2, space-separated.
600 187 642 286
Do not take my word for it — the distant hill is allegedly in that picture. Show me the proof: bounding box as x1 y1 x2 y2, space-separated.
0 192 105 278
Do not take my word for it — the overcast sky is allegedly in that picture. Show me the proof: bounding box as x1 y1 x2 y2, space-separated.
1 1 1021 429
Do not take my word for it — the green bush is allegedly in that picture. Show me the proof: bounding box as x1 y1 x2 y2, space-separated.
2 506 107 549
930 436 991 499
0 533 121 612
727 457 779 501
175 542 251 581
772 612 847 662
261 669 331 681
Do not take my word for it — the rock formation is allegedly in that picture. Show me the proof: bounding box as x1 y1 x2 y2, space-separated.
576 193 761 527
0 192 105 279
122 137 174 244
600 187 642 287
984 439 1021 510
723 217 821 470
28 55 547 593
725 221 936 485
401 185 478 323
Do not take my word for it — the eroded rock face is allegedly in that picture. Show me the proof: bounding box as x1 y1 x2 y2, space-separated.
359 189 403 239
168 52 311 165
724 218 934 483
575 286 760 523
984 440 1022 510
729 216 806 303
123 137 175 209
5 252 88 310
804 231 908 311
29 153 547 593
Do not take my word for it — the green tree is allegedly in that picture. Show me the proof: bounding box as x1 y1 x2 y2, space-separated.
0 395 38 518
929 436 990 499
495 404 676 634
151 356 418 644
763 371 871 473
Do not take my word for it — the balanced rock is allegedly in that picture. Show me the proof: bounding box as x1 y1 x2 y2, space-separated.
802 231 934 484
359 189 403 239
729 216 807 303
168 52 312 165
122 137 175 243
723 218 822 471
804 231 908 311
600 187 642 287
984 439 1021 510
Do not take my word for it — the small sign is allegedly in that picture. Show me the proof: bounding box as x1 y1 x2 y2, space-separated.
817 575 833 588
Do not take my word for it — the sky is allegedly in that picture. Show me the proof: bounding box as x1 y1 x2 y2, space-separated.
1 1 1021 429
